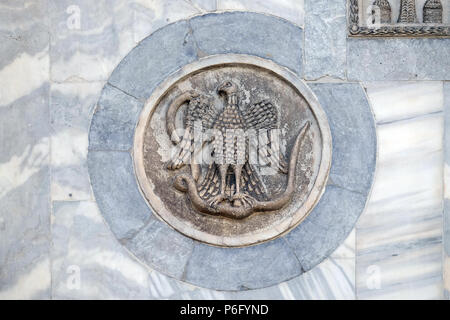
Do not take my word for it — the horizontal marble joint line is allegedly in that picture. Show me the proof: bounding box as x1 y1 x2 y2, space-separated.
377 110 443 126
326 181 366 196
356 236 442 257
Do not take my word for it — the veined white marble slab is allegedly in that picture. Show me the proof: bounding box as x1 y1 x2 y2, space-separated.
0 0 51 300
133 0 305 45
50 82 104 201
444 82 450 299
49 0 136 82
52 201 153 299
444 255 450 299
357 82 444 299
365 82 444 124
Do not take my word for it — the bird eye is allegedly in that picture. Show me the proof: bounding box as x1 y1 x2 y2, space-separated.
226 82 231 87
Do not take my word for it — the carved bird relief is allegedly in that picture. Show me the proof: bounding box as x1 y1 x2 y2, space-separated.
165 80 310 219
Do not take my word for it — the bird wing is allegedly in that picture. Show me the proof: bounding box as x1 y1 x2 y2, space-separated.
185 94 218 131
242 100 278 130
168 95 218 170
242 100 288 174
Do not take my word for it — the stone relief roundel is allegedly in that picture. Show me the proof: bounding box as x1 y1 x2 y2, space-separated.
134 55 332 247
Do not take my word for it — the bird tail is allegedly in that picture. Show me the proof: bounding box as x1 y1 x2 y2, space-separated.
241 163 268 201
197 164 221 200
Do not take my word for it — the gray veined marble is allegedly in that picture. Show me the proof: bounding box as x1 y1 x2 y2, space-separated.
89 84 144 151
126 220 194 279
189 12 304 75
358 81 444 299
51 82 104 201
0 0 51 300
2 0 449 300
87 151 154 241
444 82 450 256
217 0 305 27
188 0 218 12
284 186 366 271
348 38 450 81
49 0 136 82
0 86 51 300
51 201 153 299
444 82 450 298
309 83 377 195
108 19 198 100
183 239 302 291
131 0 201 44
304 0 347 80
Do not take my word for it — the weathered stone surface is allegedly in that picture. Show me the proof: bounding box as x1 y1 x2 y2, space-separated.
284 185 366 270
87 151 154 241
446 255 450 299
126 220 194 279
348 38 450 81
183 238 301 291
89 84 143 151
309 83 376 195
304 0 346 80
51 82 103 200
190 12 303 75
108 20 197 100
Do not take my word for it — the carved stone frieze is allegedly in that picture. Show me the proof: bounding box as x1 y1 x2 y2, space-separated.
349 0 450 37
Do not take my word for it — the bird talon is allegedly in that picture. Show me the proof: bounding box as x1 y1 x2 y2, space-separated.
231 193 255 208
208 194 226 208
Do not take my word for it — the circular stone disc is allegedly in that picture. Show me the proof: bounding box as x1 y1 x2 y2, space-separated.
133 55 332 247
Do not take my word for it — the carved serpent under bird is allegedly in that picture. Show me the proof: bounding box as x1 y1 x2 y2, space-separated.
166 80 311 219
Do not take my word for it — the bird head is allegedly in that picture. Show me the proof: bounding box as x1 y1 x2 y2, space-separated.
217 80 238 96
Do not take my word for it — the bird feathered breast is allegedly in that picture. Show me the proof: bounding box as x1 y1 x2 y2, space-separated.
169 94 287 202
